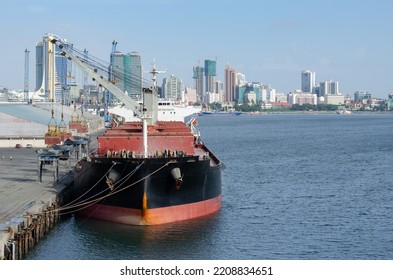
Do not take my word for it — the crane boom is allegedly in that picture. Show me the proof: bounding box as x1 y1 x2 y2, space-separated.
49 37 142 118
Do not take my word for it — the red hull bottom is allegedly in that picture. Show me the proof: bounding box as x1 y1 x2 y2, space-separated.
76 195 222 225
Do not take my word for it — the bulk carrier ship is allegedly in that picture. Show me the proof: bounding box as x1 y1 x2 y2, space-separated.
49 35 222 225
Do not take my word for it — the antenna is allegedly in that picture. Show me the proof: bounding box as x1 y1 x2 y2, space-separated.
149 60 166 90
24 49 29 102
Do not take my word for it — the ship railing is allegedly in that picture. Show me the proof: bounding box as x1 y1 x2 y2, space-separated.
99 149 196 160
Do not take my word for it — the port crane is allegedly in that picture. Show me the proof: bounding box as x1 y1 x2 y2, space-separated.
48 34 158 157
49 35 158 123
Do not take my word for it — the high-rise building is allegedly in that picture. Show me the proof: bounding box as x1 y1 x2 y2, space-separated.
319 80 339 96
236 73 246 86
224 66 236 102
204 59 216 95
127 52 142 99
112 51 125 93
162 75 183 100
301 70 316 93
35 41 43 92
112 51 142 100
193 66 204 102
35 34 69 101
214 80 223 102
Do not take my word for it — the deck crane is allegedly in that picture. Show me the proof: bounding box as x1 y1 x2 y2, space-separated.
50 37 148 118
49 35 158 157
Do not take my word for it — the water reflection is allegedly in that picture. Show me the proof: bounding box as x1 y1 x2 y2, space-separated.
72 212 222 259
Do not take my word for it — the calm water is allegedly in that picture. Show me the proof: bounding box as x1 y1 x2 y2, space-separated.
27 113 393 260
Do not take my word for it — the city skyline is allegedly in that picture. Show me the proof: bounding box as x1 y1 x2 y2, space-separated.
0 0 392 98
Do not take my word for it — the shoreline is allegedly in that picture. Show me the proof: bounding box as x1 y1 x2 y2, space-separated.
241 110 393 115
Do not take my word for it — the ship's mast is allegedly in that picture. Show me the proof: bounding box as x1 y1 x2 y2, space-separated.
141 63 164 158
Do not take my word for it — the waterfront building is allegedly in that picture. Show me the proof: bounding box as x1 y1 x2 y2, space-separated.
205 92 220 103
162 75 183 100
388 94 393 110
301 70 316 93
261 84 276 103
214 80 223 102
354 90 371 101
245 92 257 104
185 87 197 105
324 94 345 105
193 66 204 102
204 60 217 95
224 66 236 102
319 80 339 96
275 92 287 103
288 90 317 105
237 82 261 104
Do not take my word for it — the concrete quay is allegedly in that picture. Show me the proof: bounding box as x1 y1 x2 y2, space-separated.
0 103 104 259
0 146 78 260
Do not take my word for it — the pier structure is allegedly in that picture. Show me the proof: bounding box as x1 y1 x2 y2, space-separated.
0 146 74 260
0 134 97 260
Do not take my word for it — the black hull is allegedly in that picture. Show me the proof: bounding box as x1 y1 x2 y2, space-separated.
72 154 222 225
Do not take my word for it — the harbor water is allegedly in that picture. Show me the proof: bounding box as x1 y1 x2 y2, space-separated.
26 113 393 260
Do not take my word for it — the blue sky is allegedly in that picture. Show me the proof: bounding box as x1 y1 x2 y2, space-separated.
1 0 392 98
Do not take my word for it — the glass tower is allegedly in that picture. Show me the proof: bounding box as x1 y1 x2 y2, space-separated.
204 59 217 95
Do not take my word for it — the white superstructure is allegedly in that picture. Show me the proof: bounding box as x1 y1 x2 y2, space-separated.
108 100 201 122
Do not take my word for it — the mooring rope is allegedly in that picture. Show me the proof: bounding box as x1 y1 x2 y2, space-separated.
51 160 174 216
58 161 144 213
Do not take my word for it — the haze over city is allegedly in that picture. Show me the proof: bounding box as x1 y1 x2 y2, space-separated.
0 0 392 98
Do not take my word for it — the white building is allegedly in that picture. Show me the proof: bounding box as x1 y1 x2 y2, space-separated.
185 87 197 105
162 75 183 100
324 94 345 105
204 92 220 103
236 73 246 86
319 80 339 96
301 70 316 93
288 91 317 105
260 85 276 103
275 92 287 103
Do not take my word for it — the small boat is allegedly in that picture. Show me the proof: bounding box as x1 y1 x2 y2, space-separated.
199 111 241 116
336 106 351 115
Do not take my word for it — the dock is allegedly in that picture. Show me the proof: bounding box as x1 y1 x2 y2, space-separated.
0 147 69 259
0 103 104 259
0 116 103 260
0 137 94 260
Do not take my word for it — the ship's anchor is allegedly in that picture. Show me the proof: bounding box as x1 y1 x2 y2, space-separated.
106 169 120 191
171 168 183 190
175 176 184 190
